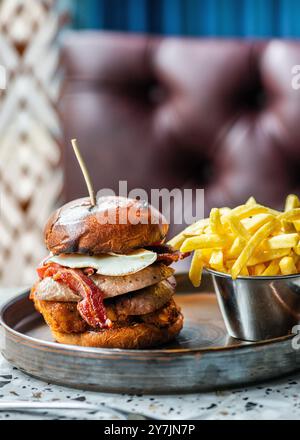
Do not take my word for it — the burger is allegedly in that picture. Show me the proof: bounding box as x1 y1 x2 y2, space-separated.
30 196 188 349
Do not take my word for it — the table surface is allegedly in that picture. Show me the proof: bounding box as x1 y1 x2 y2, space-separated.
1 287 300 420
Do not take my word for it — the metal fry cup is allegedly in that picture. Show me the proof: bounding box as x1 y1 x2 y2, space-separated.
206 268 300 341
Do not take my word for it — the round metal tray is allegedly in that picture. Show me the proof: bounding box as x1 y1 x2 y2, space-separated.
0 285 299 394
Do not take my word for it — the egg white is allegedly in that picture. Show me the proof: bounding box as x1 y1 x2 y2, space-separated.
46 249 157 276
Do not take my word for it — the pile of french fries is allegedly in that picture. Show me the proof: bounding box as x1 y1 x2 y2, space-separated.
168 195 300 287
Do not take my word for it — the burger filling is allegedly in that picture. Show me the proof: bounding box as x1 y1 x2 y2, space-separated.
35 263 111 329
32 245 188 332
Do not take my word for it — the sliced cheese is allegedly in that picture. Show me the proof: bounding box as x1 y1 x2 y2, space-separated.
46 249 157 276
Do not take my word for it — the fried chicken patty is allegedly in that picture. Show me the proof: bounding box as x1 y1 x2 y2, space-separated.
33 295 180 334
52 312 183 349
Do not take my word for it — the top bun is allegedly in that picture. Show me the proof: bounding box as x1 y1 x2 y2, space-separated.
44 196 169 255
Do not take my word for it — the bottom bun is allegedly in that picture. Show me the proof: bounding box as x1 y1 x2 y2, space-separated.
51 313 183 349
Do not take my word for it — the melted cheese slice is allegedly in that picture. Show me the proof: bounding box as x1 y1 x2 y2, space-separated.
46 249 157 276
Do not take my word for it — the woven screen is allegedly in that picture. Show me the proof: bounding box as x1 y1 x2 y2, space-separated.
0 0 62 286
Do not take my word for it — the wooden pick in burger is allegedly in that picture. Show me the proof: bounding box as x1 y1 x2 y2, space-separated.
71 138 96 207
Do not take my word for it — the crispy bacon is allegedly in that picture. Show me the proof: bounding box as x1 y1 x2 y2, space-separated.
145 244 190 265
36 263 55 279
157 250 190 265
82 267 96 277
145 244 173 254
37 263 111 329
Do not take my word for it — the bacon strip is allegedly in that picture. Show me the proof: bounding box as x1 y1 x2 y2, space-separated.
145 244 190 265
157 251 190 265
37 263 111 329
145 244 173 254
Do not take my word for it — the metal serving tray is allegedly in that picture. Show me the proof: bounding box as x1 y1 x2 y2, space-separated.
0 275 299 394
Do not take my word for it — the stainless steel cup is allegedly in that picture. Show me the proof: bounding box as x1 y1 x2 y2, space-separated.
206 268 300 341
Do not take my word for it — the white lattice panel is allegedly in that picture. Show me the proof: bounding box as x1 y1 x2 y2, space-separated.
0 0 62 286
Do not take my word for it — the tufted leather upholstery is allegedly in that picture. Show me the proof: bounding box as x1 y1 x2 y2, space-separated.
61 32 300 236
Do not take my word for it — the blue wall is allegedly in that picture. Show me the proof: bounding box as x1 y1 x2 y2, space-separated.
65 0 300 37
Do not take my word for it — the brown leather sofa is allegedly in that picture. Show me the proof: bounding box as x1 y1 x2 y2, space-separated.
61 32 300 237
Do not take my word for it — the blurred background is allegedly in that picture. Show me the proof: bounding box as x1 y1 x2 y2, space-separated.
62 0 300 37
1 0 300 286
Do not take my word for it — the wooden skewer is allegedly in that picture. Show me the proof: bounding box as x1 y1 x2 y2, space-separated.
71 138 96 207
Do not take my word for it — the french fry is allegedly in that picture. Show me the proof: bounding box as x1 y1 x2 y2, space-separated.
264 233 299 249
251 263 266 276
278 208 300 221
225 259 236 270
227 236 245 258
198 248 215 263
293 220 300 232
182 218 209 236
209 250 224 272
239 266 249 276
242 213 275 234
262 259 280 276
168 218 210 248
180 234 225 252
183 229 207 237
279 256 297 275
292 253 300 266
256 204 281 216
294 245 300 256
282 194 299 229
223 213 250 240
231 220 276 279
189 250 203 287
170 194 300 285
203 225 212 234
209 208 224 234
219 207 232 216
285 194 300 211
245 196 256 206
231 204 280 219
248 248 291 266
281 219 296 233
167 233 186 250
230 204 267 219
